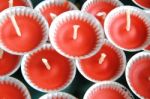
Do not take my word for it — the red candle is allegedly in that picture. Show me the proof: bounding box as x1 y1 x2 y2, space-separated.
104 6 150 51
50 10 104 59
0 49 21 77
132 0 150 9
81 0 123 26
76 39 126 82
0 7 49 55
39 92 77 99
0 77 31 99
35 0 78 26
21 44 76 92
126 52 150 99
84 82 133 99
0 0 32 12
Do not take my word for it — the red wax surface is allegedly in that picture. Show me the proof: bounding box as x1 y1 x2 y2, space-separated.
0 52 20 76
145 45 150 50
134 0 150 8
0 83 25 99
129 58 150 98
56 20 98 56
85 1 118 26
26 48 72 90
0 0 29 12
42 2 71 26
89 88 125 99
0 16 43 52
109 14 148 49
80 44 121 80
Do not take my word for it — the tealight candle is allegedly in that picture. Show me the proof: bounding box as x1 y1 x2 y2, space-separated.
81 0 123 26
0 49 21 77
76 39 126 82
84 81 133 99
50 10 104 59
126 52 150 99
39 92 77 99
0 6 49 55
21 44 76 92
132 0 150 9
35 0 78 26
104 6 150 51
0 77 31 99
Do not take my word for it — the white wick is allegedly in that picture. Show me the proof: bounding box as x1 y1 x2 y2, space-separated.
42 58 51 70
73 25 80 40
96 12 107 19
9 0 21 37
126 9 131 32
50 13 57 20
0 49 4 59
9 0 13 7
99 53 106 64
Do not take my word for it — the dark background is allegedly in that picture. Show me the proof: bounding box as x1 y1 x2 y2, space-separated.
12 0 141 99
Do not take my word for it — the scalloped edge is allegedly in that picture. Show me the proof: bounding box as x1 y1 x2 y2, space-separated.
39 92 77 99
81 0 123 11
0 77 31 99
125 51 150 99
83 81 134 99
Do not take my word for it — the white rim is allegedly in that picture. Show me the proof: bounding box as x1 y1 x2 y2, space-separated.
84 81 134 99
21 43 76 92
0 77 31 99
23 0 33 8
76 39 126 83
0 6 49 55
126 51 150 99
34 0 78 12
39 92 77 99
81 0 123 11
49 10 104 59
0 54 22 77
132 0 150 9
104 6 150 52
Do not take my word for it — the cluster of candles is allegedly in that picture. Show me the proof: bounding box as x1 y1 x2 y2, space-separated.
0 0 150 99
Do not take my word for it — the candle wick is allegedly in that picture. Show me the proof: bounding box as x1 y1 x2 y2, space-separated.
73 25 80 40
9 0 13 7
126 9 131 32
0 49 4 59
42 58 51 70
10 16 22 37
96 12 106 19
50 13 57 20
9 0 22 37
99 53 106 64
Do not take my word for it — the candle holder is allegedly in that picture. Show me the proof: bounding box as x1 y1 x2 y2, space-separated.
0 77 31 99
126 52 150 99
39 92 77 99
0 7 49 55
84 81 133 99
21 44 76 92
49 10 104 59
104 6 150 51
76 39 126 83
